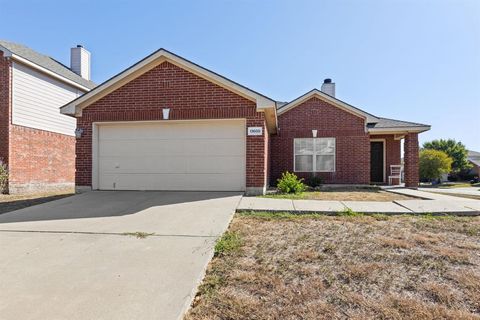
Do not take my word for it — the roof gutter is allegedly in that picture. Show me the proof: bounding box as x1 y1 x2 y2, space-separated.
368 126 431 134
1 47 91 92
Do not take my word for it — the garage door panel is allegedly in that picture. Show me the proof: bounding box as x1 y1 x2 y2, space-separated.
99 173 245 191
99 139 244 157
97 120 246 191
99 122 244 140
99 140 185 157
185 156 245 173
184 139 245 156
99 157 187 174
99 156 244 174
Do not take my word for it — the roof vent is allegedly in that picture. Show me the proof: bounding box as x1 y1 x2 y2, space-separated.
321 78 335 97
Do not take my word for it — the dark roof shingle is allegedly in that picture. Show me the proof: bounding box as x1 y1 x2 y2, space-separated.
0 40 95 90
367 117 429 129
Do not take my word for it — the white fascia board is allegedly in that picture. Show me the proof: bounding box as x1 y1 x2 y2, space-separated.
256 96 276 110
368 126 431 134
61 103 77 116
160 50 276 111
61 52 166 115
0 45 13 57
277 89 378 123
61 49 276 116
1 50 90 92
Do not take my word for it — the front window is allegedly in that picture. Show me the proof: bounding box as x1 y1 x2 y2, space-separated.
294 138 335 172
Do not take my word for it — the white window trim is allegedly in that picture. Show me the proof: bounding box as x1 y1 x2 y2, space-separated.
293 138 336 173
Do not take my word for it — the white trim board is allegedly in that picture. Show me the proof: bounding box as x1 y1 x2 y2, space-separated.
61 49 277 132
0 46 91 92
277 89 378 123
369 126 431 134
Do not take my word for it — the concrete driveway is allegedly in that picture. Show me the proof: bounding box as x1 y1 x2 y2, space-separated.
0 191 242 320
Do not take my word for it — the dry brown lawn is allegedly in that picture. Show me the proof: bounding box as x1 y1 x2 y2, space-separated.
186 213 480 320
263 189 415 201
0 190 74 214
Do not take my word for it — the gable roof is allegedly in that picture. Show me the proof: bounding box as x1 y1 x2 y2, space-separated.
468 150 480 166
60 48 277 132
367 117 430 132
277 89 378 122
0 40 95 91
277 89 430 133
468 150 480 158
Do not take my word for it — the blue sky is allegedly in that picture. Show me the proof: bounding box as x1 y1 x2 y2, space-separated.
2 0 479 150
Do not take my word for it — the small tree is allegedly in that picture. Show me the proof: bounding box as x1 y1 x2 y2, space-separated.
422 139 471 174
419 149 452 182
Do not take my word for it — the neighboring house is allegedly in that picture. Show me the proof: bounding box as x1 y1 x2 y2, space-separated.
0 41 95 193
467 150 480 177
60 49 430 195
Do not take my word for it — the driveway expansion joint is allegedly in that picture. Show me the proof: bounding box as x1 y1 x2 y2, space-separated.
392 200 415 213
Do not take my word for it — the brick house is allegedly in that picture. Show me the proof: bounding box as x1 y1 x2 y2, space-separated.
467 150 480 177
61 49 430 195
0 41 95 193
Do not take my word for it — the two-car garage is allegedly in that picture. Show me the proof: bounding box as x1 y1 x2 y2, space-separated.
61 49 276 195
95 120 246 191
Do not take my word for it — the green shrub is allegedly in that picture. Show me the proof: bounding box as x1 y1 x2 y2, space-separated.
277 171 306 194
423 139 471 174
419 149 452 182
305 175 323 188
0 162 8 194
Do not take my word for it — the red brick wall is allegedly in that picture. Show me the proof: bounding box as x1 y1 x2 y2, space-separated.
0 52 11 165
8 125 75 192
270 97 370 185
1 50 76 193
245 118 268 189
404 133 419 187
369 134 401 184
76 61 268 189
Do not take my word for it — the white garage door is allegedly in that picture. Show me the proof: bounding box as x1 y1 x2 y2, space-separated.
96 120 246 191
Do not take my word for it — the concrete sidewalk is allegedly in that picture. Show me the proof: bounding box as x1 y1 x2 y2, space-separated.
237 189 480 215
418 187 480 198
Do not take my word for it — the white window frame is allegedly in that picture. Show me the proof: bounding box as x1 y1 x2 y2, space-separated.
293 138 336 172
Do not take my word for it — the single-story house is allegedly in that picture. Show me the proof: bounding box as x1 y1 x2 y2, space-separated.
0 40 95 193
60 49 430 195
467 150 480 177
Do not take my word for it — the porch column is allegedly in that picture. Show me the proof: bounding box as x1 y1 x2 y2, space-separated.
404 133 419 188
